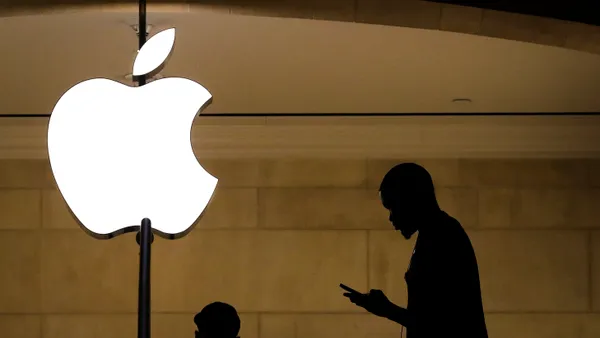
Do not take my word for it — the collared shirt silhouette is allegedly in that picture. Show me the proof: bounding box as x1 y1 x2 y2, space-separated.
194 302 241 338
341 163 488 338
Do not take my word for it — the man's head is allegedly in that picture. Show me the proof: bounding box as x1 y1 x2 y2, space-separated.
194 302 240 338
379 163 439 239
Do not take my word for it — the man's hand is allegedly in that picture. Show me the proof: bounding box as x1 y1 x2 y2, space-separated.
341 286 393 318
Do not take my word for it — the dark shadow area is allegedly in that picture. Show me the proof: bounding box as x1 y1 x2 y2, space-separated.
194 302 241 338
426 1 600 27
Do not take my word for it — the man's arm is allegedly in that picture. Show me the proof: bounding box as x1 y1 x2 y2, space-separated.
384 302 412 327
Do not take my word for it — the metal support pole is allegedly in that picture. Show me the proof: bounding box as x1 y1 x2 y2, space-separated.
138 0 147 86
137 218 153 338
136 3 150 337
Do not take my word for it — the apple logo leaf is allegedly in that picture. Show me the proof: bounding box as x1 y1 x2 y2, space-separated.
132 28 176 77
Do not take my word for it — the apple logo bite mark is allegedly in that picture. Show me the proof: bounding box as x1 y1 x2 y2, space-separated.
47 28 218 239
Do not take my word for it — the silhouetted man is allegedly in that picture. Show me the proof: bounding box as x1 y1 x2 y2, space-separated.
341 163 488 338
194 302 241 338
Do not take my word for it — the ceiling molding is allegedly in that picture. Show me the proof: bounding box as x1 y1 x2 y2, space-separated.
1 116 599 159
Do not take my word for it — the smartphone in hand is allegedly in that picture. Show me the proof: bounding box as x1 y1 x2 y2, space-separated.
340 283 363 295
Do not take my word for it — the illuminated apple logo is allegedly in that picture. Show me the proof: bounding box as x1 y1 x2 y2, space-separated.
47 28 218 239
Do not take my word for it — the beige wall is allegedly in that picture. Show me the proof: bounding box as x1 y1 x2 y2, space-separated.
1 158 600 338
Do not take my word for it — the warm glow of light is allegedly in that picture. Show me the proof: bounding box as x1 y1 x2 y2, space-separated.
47 28 217 238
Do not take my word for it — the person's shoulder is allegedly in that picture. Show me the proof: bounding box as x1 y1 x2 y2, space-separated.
438 211 464 232
432 211 471 248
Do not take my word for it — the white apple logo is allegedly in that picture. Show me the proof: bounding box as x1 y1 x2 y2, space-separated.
47 28 218 239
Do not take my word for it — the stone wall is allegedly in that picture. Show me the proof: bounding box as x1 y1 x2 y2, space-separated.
1 158 599 338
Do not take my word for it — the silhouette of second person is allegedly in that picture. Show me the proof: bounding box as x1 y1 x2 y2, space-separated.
342 163 488 338
194 301 240 338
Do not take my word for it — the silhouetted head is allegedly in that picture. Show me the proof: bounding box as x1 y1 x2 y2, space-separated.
379 163 440 239
194 302 240 338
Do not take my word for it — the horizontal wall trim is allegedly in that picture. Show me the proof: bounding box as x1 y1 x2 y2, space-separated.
0 311 593 315
1 112 600 118
1 116 599 159
0 308 600 317
4 227 597 232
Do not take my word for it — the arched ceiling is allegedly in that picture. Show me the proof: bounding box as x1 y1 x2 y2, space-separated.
1 1 599 55
0 2 600 114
